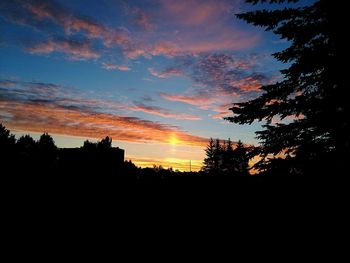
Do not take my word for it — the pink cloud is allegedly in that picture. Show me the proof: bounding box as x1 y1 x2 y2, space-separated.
159 92 216 109
149 42 181 57
7 0 260 61
27 39 99 60
117 65 131 71
130 102 201 121
161 0 232 26
26 0 131 48
231 74 276 92
131 8 155 31
123 47 148 59
102 63 130 71
27 1 104 38
148 68 183 78
211 104 233 119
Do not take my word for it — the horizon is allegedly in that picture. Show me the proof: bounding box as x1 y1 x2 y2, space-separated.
0 0 313 171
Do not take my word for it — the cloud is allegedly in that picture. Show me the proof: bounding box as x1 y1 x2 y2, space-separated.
148 67 183 79
130 8 155 31
0 0 130 55
231 73 271 92
25 0 126 44
119 1 155 31
149 42 181 57
140 95 155 102
211 104 234 119
117 65 131 71
0 79 207 146
159 92 216 109
155 0 259 54
158 53 276 118
129 102 201 121
102 62 131 71
160 0 232 26
0 0 260 61
27 38 100 60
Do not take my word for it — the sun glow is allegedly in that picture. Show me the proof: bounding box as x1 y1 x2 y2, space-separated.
169 135 179 145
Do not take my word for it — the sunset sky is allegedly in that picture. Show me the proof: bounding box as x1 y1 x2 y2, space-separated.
0 0 311 171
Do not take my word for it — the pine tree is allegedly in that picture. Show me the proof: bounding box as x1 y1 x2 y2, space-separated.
232 140 249 176
203 138 215 173
226 0 347 175
222 138 234 175
213 139 222 174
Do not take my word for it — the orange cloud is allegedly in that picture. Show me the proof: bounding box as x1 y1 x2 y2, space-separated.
211 104 233 119
1 100 207 147
159 92 216 109
129 102 201 121
231 74 271 92
0 80 207 147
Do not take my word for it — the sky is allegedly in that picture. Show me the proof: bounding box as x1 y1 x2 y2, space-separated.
0 0 310 171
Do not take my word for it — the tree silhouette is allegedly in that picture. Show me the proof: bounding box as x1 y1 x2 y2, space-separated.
38 133 57 165
17 135 36 151
0 123 16 149
232 141 249 176
202 138 224 174
0 123 16 164
222 138 234 175
38 133 56 151
83 140 97 150
213 139 222 173
203 138 250 175
97 136 112 150
203 138 216 173
226 0 346 175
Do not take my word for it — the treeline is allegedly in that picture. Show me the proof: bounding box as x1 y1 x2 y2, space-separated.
202 138 250 176
1 123 253 179
0 123 127 176
0 124 200 179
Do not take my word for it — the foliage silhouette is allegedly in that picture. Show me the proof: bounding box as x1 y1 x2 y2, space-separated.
203 138 216 174
0 123 15 150
226 0 347 176
1 123 335 190
202 138 250 176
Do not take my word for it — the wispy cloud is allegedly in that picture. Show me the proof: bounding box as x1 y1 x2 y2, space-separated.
102 62 131 71
160 92 216 110
130 7 155 31
129 102 201 121
0 79 206 146
160 0 232 26
158 53 276 118
0 0 259 60
27 38 100 60
148 67 183 79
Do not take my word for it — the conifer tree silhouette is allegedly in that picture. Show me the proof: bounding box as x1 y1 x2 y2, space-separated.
226 0 346 175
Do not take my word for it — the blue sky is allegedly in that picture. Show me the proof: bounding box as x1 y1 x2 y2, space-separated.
0 0 312 170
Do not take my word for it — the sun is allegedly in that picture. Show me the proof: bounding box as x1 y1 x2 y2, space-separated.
169 135 179 146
